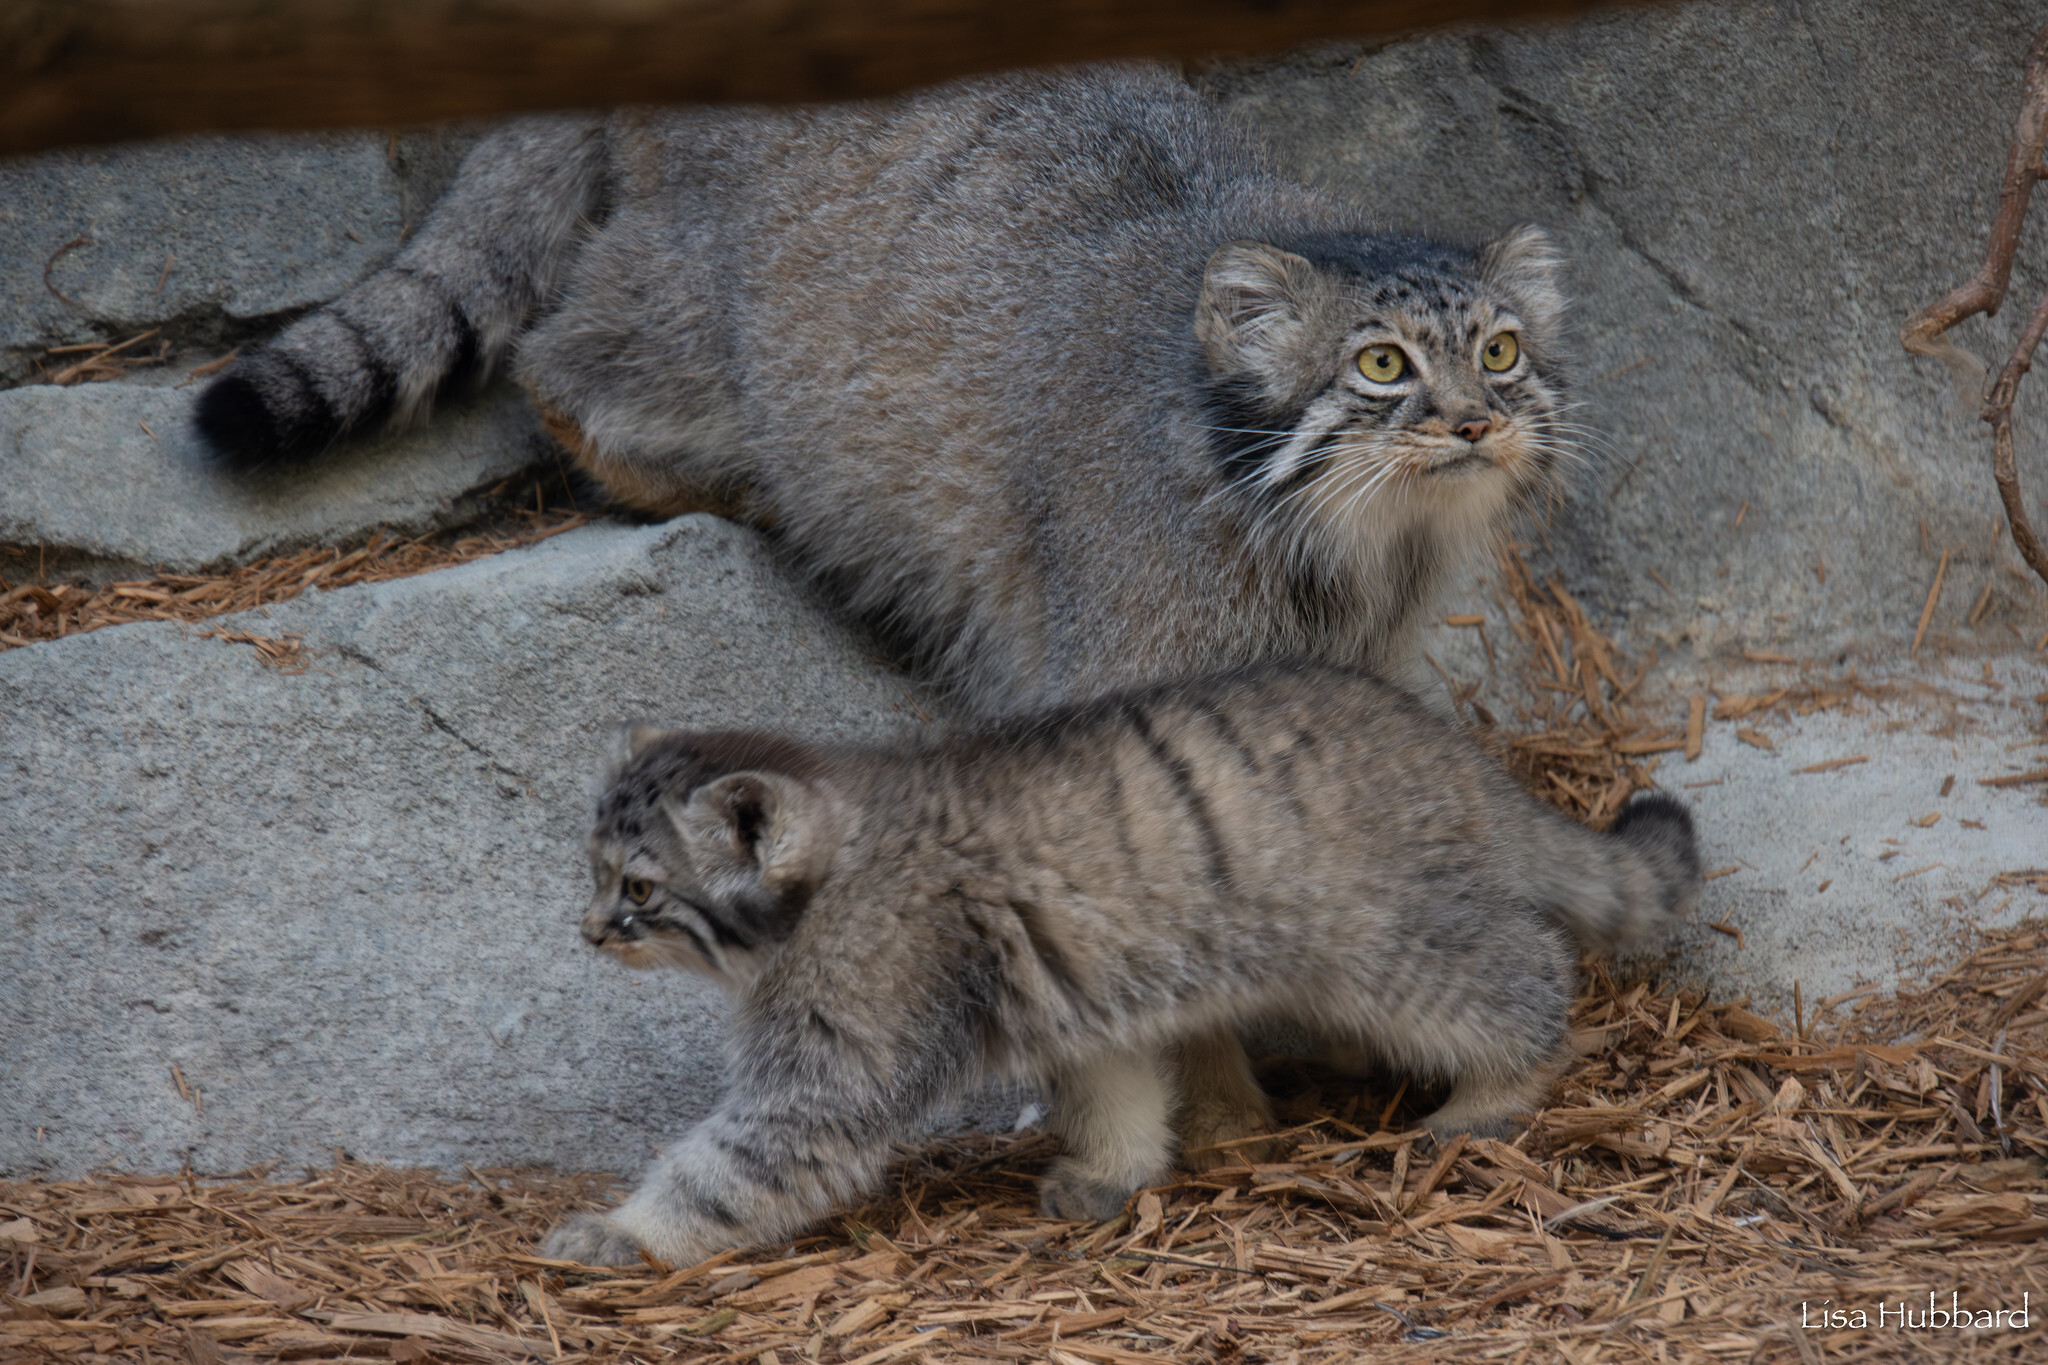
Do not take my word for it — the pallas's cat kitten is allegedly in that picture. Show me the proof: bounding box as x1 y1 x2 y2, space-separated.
540 666 1699 1267
195 65 1574 713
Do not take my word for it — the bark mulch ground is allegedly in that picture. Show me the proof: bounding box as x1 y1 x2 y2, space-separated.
4 934 2046 1364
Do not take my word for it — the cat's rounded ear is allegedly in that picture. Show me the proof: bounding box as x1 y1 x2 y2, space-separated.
667 770 841 896
1477 224 1567 340
604 722 679 779
1197 241 1319 377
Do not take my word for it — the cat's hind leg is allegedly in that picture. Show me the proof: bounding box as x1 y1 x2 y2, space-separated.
1416 1064 1559 1140
1039 1045 1177 1221
1344 906 1576 1142
1171 1025 1276 1171
512 186 758 521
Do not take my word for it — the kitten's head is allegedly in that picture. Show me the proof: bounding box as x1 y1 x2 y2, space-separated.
582 726 845 988
1196 224 1573 562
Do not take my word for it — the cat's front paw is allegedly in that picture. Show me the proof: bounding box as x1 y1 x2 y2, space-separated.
1037 1157 1137 1222
542 1211 647 1267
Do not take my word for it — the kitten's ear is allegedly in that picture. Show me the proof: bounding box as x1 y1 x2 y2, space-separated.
1197 241 1318 377
1477 224 1567 339
603 722 679 782
608 722 678 766
667 770 841 896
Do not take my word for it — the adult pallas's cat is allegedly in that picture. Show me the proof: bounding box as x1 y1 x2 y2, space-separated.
197 65 1573 716
541 666 1698 1266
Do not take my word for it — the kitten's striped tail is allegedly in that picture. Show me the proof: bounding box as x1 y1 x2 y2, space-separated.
1538 792 1703 952
194 117 609 469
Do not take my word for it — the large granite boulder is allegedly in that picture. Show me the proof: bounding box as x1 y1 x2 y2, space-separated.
0 518 932 1179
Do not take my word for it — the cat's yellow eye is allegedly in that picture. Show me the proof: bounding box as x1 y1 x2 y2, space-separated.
1481 332 1520 372
625 878 653 906
1357 345 1408 383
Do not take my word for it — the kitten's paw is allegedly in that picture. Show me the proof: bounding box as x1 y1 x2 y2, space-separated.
1037 1158 1137 1222
1178 1092 1276 1172
542 1212 647 1267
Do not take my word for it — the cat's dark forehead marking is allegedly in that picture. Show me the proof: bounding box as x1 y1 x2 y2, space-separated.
596 731 823 838
1355 280 1491 341
594 768 664 841
1277 230 1475 281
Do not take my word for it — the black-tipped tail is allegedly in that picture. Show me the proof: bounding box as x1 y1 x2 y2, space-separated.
190 117 610 474
193 352 345 471
1608 792 1702 919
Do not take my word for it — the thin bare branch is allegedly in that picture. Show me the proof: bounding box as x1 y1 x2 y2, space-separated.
1985 285 2048 583
1902 24 2048 351
1901 20 2048 593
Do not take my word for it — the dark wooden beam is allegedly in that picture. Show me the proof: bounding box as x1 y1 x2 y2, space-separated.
2 0 1653 157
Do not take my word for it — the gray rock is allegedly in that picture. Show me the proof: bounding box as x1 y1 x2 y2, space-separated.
0 516 933 1179
0 378 553 577
1630 661 2046 1011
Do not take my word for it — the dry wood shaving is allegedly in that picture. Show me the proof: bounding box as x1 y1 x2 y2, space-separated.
34 329 172 386
5 928 2047 1364
0 508 591 655
1474 547 1671 829
194 628 310 673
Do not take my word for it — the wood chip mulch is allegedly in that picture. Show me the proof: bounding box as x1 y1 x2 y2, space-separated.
33 329 177 387
6 926 2047 1364
0 509 592 655
1472 545 1673 831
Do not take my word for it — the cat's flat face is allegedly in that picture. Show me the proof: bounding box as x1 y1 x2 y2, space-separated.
1198 226 1573 565
580 729 825 986
583 802 737 980
1315 279 1553 481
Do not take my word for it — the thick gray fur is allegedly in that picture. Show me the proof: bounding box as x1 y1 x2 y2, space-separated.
542 665 1698 1266
197 65 1575 715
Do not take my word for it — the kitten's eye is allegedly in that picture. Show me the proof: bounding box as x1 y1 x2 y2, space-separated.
1482 332 1520 372
1357 345 1408 383
624 878 653 906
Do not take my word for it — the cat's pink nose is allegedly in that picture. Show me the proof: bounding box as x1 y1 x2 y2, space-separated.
1457 418 1491 443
